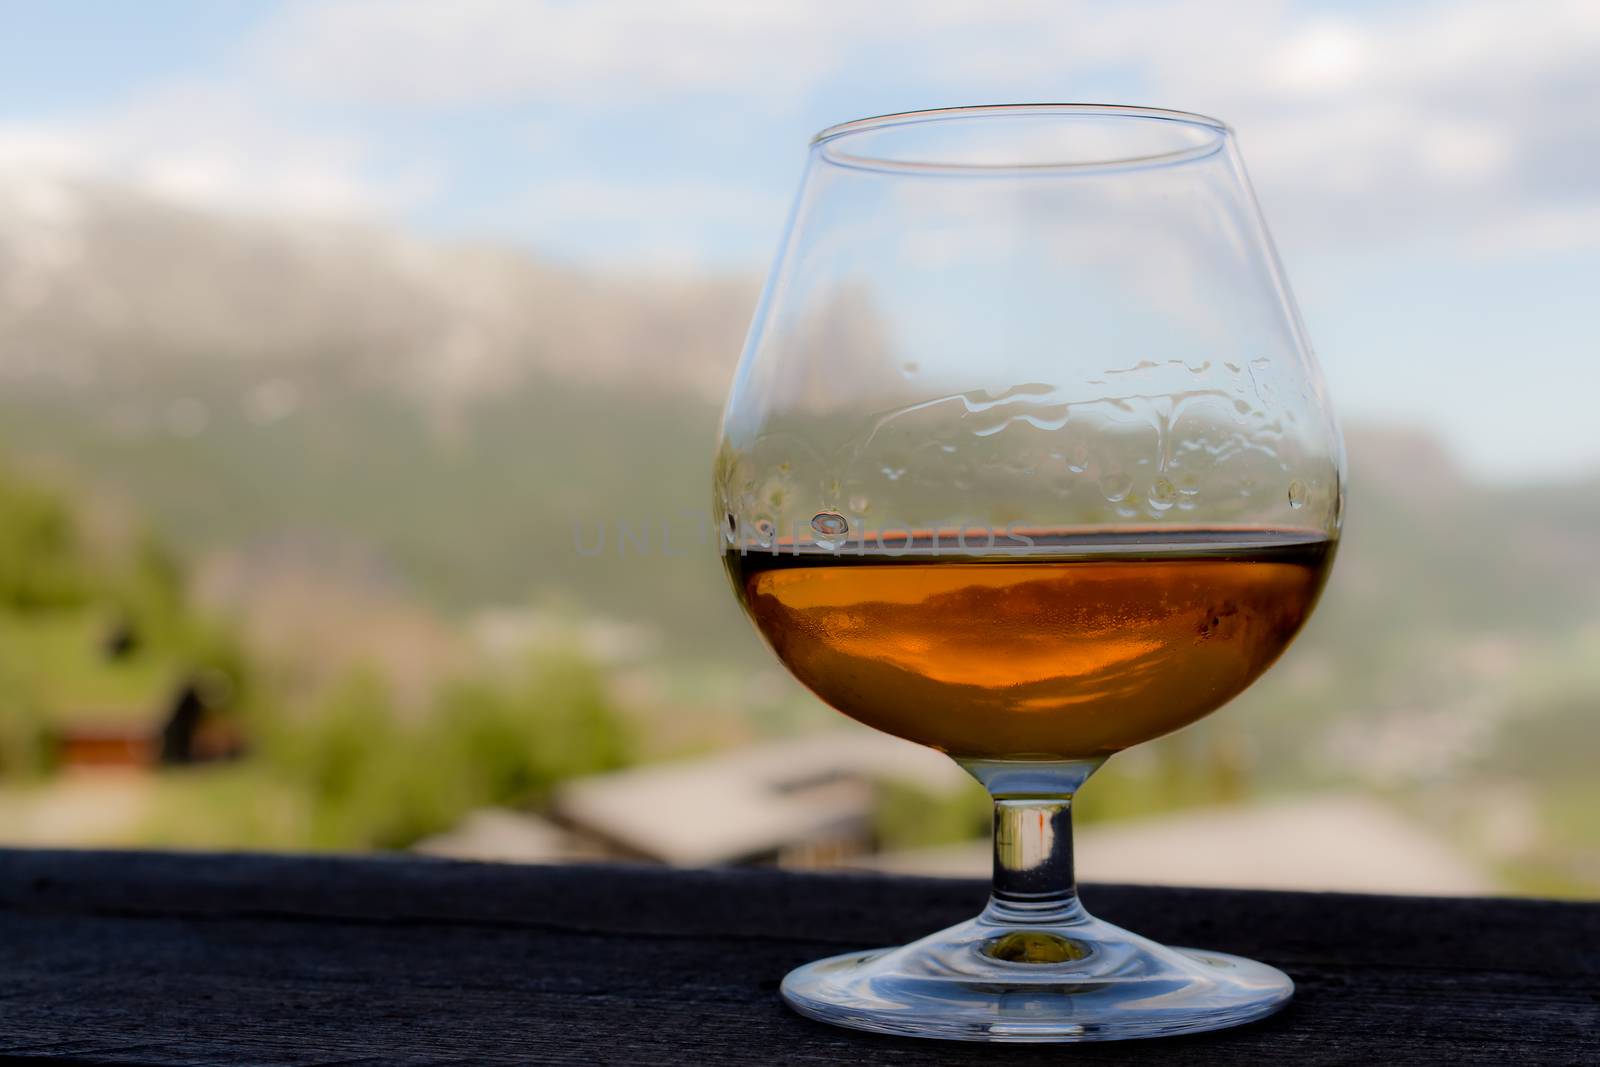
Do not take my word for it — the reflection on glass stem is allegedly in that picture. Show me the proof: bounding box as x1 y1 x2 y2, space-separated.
961 757 1104 925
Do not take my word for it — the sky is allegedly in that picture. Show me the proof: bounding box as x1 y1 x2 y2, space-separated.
1 0 1597 480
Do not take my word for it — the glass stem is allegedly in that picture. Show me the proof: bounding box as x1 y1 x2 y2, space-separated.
957 757 1105 927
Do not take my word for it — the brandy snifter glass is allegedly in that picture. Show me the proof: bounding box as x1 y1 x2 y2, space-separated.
714 105 1343 1042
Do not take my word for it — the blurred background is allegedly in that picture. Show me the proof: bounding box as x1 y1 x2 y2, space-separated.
0 0 1595 897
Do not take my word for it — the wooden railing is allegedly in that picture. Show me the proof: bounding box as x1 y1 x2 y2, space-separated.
0 848 1595 1064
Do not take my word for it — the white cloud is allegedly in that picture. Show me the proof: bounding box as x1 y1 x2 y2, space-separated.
1465 203 1600 258
2 0 1597 260
512 177 790 268
0 83 431 219
529 178 785 224
243 0 1600 256
1270 22 1370 94
1155 3 1594 254
255 0 839 105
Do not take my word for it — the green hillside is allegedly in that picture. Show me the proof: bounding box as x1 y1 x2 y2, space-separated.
0 370 749 658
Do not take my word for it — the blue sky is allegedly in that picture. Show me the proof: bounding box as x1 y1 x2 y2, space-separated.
2 0 1598 480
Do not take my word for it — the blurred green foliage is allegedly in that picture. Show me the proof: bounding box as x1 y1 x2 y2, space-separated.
0 456 631 853
0 467 91 610
873 778 991 851
283 655 629 850
3 397 1598 892
0 460 257 767
0 656 49 779
144 653 631 852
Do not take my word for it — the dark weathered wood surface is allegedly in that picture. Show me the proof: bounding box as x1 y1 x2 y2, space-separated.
0 848 1596 1065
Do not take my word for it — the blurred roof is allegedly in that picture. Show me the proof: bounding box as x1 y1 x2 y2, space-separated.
414 809 606 866
552 731 966 868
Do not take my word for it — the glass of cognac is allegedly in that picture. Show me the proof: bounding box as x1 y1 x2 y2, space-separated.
714 105 1344 1042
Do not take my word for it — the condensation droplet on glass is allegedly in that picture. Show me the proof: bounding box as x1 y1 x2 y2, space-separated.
1177 473 1201 496
900 360 920 377
810 512 849 549
939 443 958 454
1101 473 1133 503
1068 444 1090 473
848 494 870 514
811 511 849 538
1287 480 1308 509
1234 398 1252 416
881 465 906 481
1148 477 1176 512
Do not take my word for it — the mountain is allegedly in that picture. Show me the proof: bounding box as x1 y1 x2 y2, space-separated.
0 175 757 407
2 180 1598 663
0 178 764 653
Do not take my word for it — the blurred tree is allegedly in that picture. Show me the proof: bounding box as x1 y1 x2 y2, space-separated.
0 463 91 611
433 653 631 809
0 651 49 779
237 654 632 852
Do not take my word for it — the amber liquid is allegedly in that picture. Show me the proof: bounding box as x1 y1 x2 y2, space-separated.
727 529 1334 760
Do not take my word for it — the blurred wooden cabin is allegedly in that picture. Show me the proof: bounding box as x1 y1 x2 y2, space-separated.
417 731 968 868
55 678 245 769
48 615 244 770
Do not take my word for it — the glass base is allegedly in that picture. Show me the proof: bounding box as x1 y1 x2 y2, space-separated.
781 904 1292 1043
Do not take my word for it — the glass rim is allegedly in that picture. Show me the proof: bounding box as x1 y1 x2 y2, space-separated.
811 103 1232 175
